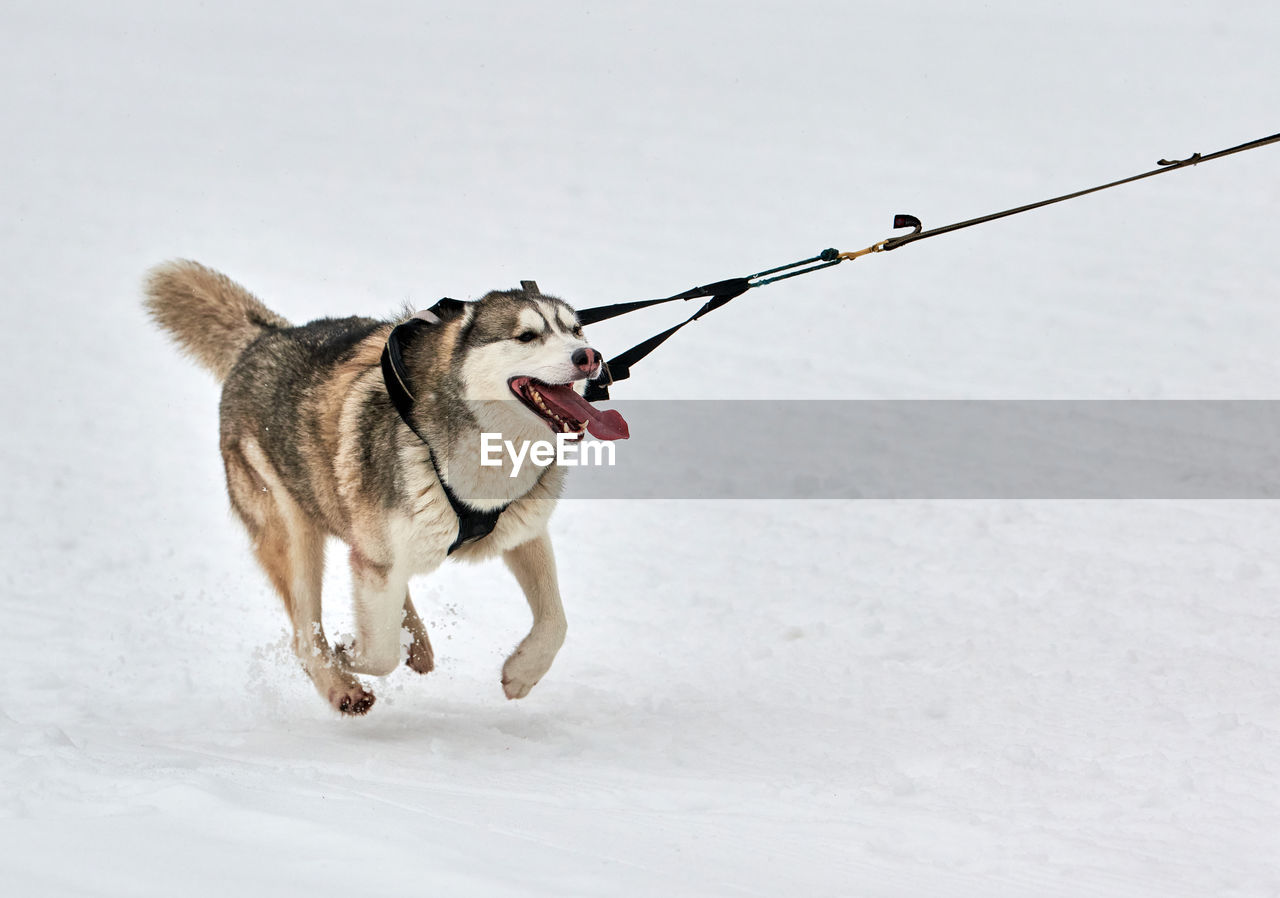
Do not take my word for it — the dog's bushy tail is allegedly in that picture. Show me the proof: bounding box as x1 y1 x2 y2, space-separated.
143 260 291 381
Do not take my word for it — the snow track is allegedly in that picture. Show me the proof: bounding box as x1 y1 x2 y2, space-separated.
3 1 1280 895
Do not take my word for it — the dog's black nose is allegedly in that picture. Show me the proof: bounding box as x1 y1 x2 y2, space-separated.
572 347 598 374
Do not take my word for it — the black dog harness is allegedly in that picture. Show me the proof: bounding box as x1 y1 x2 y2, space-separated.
379 298 511 555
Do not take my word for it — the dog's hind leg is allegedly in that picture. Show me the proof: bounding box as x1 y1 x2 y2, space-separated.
226 439 375 716
402 592 435 674
500 531 567 700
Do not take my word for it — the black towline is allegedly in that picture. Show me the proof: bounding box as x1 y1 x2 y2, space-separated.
577 130 1280 402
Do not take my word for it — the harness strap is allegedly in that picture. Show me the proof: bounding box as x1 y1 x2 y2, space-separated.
581 278 751 400
578 255 849 400
380 300 507 555
577 277 750 326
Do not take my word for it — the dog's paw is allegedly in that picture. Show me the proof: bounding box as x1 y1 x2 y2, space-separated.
501 647 551 700
405 634 434 675
501 672 536 700
332 639 399 677
328 681 376 716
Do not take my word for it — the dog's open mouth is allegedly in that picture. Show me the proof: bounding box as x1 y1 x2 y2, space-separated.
508 377 629 440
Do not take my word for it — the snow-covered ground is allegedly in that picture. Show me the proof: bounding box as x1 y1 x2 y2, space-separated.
3 1 1280 894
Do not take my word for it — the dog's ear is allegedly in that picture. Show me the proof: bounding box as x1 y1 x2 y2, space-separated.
427 297 467 319
394 296 478 367
391 297 472 366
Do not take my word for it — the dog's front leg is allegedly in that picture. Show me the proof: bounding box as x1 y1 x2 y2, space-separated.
501 530 567 699
337 548 413 678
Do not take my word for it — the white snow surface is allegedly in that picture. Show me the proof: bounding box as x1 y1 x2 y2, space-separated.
4 1 1280 895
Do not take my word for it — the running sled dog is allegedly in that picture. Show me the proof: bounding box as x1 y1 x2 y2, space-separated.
145 261 628 715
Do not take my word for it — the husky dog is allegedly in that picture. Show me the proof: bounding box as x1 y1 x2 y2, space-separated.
144 261 628 715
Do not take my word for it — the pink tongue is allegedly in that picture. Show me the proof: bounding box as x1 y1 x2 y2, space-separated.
541 383 630 440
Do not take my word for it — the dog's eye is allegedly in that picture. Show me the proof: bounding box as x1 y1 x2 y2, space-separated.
516 331 538 343
572 325 583 337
